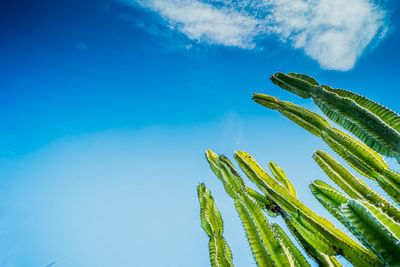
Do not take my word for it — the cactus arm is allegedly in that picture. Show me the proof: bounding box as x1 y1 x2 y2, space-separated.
216 156 292 266
324 86 400 134
269 161 297 197
282 216 343 267
311 180 400 264
272 223 311 267
206 149 238 199
270 72 314 98
313 150 367 200
206 151 294 266
288 211 337 256
313 150 400 222
361 202 400 240
323 127 388 177
245 186 279 217
238 193 292 266
206 149 282 216
341 200 400 264
270 72 400 159
253 94 400 205
309 180 349 225
253 94 328 137
234 199 275 266
233 151 379 266
198 184 234 267
312 94 400 158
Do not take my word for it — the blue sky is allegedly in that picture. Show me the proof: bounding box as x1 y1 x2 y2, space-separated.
0 0 399 266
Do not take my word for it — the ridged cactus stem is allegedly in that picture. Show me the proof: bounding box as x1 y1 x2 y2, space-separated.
197 184 234 267
282 216 343 267
272 223 311 267
233 151 379 266
310 180 400 265
253 94 400 205
313 150 400 223
270 72 400 159
207 150 300 266
341 200 400 265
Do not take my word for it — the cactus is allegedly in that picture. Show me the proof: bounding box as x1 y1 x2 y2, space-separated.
197 183 234 267
281 215 343 267
341 200 400 264
233 150 378 266
210 151 305 266
253 93 400 205
271 223 310 267
269 72 400 161
310 179 400 265
313 150 400 223
197 72 400 267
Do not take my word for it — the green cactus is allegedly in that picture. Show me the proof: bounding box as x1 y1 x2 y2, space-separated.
270 72 400 161
197 72 400 267
282 215 343 267
269 162 297 197
313 150 400 223
233 150 378 266
212 152 304 266
271 223 311 267
310 179 400 265
253 93 400 205
197 183 234 267
341 200 400 264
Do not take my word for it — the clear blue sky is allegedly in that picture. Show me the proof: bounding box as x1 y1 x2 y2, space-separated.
0 0 399 266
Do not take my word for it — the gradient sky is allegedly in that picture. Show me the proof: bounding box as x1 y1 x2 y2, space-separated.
1 0 400 266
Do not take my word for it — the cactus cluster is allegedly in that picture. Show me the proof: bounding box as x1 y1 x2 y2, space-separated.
197 73 400 266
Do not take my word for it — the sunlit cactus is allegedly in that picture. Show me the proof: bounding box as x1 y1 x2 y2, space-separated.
197 183 234 267
197 72 400 267
253 93 400 205
270 72 400 161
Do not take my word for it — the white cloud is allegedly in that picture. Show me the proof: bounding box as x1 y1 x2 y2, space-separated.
131 0 261 48
122 0 388 71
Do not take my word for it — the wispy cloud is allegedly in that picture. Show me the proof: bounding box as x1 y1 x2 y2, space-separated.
121 0 388 71
74 41 88 51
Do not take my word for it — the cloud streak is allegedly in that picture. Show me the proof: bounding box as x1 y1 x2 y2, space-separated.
123 0 388 71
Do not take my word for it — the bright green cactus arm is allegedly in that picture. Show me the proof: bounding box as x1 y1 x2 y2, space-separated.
282 216 343 267
288 211 337 256
253 94 329 137
313 150 400 222
269 162 297 197
234 198 275 266
314 150 374 199
310 180 349 225
216 156 293 266
206 150 341 266
210 150 337 266
361 201 400 240
233 151 379 266
207 149 283 217
197 184 234 267
245 186 279 217
270 72 400 159
238 193 292 266
322 127 388 180
341 200 400 265
272 223 311 267
311 180 400 265
206 149 238 199
253 94 400 205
